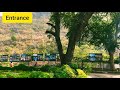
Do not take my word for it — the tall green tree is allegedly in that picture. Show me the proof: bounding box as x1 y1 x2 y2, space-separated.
46 12 93 65
88 12 120 70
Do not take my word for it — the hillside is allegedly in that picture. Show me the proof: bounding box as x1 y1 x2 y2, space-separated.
33 12 50 18
0 12 68 55
0 12 119 59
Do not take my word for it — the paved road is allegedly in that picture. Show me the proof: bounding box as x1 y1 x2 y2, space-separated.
88 73 120 78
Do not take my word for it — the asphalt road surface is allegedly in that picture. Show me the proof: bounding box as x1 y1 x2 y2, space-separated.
88 73 120 78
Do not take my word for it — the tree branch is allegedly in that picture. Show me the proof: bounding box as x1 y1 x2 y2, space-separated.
45 30 56 36
46 23 55 29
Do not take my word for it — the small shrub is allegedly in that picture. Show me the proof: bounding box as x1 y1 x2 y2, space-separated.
61 65 76 78
0 74 7 78
6 73 19 78
48 66 61 73
13 64 29 70
6 74 14 78
29 71 54 78
39 65 69 78
83 63 92 74
40 65 52 72
11 35 17 41
2 71 30 78
17 71 30 78
69 63 79 70
0 66 3 69
43 65 69 78
0 66 11 70
54 70 69 78
0 64 88 78
114 59 120 64
76 69 87 78
12 64 36 71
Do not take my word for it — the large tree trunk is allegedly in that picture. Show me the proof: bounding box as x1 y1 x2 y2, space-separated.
64 33 76 64
109 52 115 71
55 36 65 64
62 12 94 65
46 12 93 65
54 12 66 65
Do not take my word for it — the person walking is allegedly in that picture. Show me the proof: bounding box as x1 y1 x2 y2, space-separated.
10 61 13 68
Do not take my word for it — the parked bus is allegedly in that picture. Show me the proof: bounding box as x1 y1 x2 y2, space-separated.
0 55 9 62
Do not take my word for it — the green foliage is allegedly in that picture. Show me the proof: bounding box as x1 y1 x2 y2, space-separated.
69 63 79 69
61 12 78 29
5 47 10 52
29 71 54 78
0 66 11 70
0 70 29 78
40 65 52 72
17 72 30 78
87 13 120 70
76 69 87 78
114 58 120 64
40 64 87 78
0 74 7 78
0 64 88 78
40 65 68 78
11 35 17 41
6 74 14 78
83 63 92 74
46 65 61 73
61 65 76 78
13 64 36 71
13 64 29 70
48 65 72 78
0 64 37 71
54 70 69 78
73 45 109 60
88 13 120 53
6 73 18 78
4 71 30 78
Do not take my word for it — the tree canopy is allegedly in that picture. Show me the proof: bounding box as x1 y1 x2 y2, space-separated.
87 12 120 70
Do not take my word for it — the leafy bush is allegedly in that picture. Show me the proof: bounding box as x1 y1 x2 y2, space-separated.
0 74 7 78
61 65 76 78
76 69 87 78
13 64 29 70
6 74 14 78
5 71 54 78
39 64 87 78
40 65 69 78
0 70 30 78
0 64 88 78
41 65 77 78
51 66 69 78
0 66 11 70
29 71 54 78
54 70 69 78
114 58 120 64
0 66 3 69
83 63 92 74
6 72 20 78
17 71 30 78
12 64 36 71
11 35 17 41
0 64 37 71
47 66 61 73
69 63 79 69
40 65 52 72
